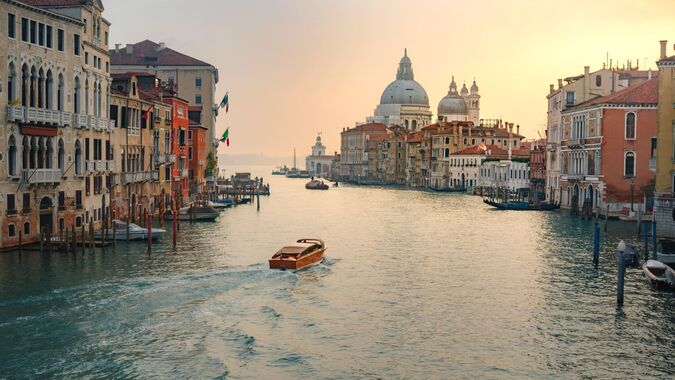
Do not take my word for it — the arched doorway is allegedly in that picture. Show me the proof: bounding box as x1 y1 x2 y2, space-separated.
588 185 594 209
39 196 54 234
316 163 322 176
572 184 580 215
461 173 466 189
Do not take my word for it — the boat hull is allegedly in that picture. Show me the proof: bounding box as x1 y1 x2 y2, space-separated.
93 228 165 241
642 260 675 290
269 249 325 271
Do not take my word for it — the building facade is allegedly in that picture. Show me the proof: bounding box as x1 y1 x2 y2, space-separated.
305 133 334 178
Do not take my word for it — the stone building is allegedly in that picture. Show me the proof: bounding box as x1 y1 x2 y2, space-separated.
653 40 675 238
437 76 480 125
0 0 113 248
305 133 334 178
529 139 546 203
338 122 388 181
558 77 658 216
110 40 220 157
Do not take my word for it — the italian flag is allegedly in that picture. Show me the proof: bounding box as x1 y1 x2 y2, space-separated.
220 128 229 147
219 92 229 113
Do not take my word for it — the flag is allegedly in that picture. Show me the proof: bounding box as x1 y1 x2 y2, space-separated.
142 106 152 121
220 128 230 147
219 92 229 113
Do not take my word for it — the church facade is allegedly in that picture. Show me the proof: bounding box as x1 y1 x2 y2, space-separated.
305 134 335 178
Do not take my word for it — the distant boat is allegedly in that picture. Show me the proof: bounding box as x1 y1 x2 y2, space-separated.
306 179 329 190
642 260 675 290
483 199 560 211
94 220 165 241
269 238 326 271
427 187 466 193
286 169 311 178
165 205 219 222
209 201 232 210
272 166 289 175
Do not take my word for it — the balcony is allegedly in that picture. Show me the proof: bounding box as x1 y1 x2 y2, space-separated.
182 168 189 178
155 154 166 164
21 168 61 185
74 114 88 129
566 138 583 149
649 157 656 171
167 154 176 164
7 105 72 126
546 142 557 151
122 171 159 184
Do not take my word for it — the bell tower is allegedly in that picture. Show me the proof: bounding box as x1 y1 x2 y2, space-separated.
467 79 481 125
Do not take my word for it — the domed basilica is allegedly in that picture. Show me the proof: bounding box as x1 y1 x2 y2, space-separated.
367 50 480 130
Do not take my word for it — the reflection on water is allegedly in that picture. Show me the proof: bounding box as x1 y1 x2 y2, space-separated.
0 166 673 379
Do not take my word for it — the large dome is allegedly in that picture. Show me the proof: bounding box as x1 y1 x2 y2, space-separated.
379 49 429 106
380 80 429 105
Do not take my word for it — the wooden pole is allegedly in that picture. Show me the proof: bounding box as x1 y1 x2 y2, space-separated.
257 188 260 212
643 223 649 261
604 205 609 232
18 230 22 255
172 200 177 248
147 213 152 252
616 250 625 308
89 218 94 249
81 223 85 252
40 227 44 254
593 222 600 265
637 209 642 236
652 221 658 260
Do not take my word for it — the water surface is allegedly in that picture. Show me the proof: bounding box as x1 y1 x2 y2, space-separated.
1 166 673 379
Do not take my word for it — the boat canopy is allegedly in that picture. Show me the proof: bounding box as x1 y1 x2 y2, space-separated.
279 243 317 255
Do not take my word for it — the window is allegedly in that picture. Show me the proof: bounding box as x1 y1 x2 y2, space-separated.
46 25 52 48
29 20 36 44
76 216 82 227
7 194 16 215
75 190 82 209
105 62 109 73
23 222 30 235
195 95 202 104
624 152 635 177
8 13 15 38
651 137 657 158
38 23 44 46
195 77 202 87
8 224 15 237
595 75 602 87
22 193 30 213
85 52 89 65
21 17 28 42
566 91 575 106
73 34 80 55
58 191 65 210
57 29 64 51
625 112 636 139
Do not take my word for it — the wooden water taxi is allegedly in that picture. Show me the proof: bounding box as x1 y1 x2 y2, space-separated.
306 179 329 190
269 238 326 271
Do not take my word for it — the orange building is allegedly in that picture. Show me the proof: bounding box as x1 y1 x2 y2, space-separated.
559 77 658 215
165 96 190 202
188 105 208 195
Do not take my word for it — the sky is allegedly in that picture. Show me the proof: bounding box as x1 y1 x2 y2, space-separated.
105 0 675 161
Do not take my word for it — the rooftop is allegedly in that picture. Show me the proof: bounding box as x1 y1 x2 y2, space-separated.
110 40 213 67
574 77 658 108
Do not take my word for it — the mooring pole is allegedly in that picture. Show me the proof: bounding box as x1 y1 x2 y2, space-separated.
147 213 152 252
652 221 658 260
172 202 177 249
604 205 609 232
616 250 625 308
636 209 642 236
643 223 649 261
257 188 260 212
593 222 600 265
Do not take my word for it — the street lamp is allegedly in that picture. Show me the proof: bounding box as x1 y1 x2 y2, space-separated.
630 177 635 212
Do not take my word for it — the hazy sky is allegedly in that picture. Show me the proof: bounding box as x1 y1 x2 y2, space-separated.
105 0 675 158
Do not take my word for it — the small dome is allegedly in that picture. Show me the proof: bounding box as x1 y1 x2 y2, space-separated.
470 80 479 94
438 92 467 115
460 83 469 96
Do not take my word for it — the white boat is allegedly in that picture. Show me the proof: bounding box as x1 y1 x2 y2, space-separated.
642 260 675 290
209 201 232 210
93 220 166 241
165 205 219 222
656 252 675 267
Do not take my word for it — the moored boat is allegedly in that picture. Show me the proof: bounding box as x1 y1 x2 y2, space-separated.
209 201 232 210
93 220 166 241
483 199 560 211
164 205 220 221
269 238 326 271
642 260 675 290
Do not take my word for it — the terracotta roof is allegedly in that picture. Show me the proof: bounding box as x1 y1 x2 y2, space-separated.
618 70 652 80
19 0 90 6
575 77 658 108
344 123 387 133
111 72 155 79
110 40 212 67
407 132 422 143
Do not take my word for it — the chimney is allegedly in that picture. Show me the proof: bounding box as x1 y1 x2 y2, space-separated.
549 84 554 94
158 42 166 51
126 44 133 54
516 125 520 135
115 43 120 53
659 40 667 59
583 66 590 99
648 70 652 79
557 79 563 89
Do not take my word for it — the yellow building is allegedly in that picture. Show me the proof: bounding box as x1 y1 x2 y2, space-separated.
654 40 675 237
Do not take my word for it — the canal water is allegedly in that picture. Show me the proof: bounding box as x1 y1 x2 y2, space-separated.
0 166 673 379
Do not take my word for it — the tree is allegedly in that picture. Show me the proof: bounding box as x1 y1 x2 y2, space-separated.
205 152 218 177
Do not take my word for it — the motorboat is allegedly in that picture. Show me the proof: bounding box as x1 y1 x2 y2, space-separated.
656 239 675 267
269 238 326 271
642 260 675 290
209 201 232 210
93 220 166 241
272 166 289 175
165 205 220 222
305 179 329 190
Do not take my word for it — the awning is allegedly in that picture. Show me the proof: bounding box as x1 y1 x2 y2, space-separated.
20 125 57 137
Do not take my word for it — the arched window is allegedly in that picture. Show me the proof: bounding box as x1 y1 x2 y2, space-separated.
444 148 450 158
38 68 45 108
74 140 82 176
8 136 17 177
57 74 64 111
624 151 635 177
21 64 29 106
412 120 417 130
58 139 64 172
73 76 81 114
29 66 37 107
404 120 409 128
7 62 16 102
45 70 53 109
625 112 636 139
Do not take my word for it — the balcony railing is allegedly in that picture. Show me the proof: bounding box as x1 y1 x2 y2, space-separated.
122 171 159 184
7 105 73 126
181 168 189 178
155 154 166 164
566 138 583 149
168 154 176 164
75 114 88 129
649 157 656 171
21 168 61 185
